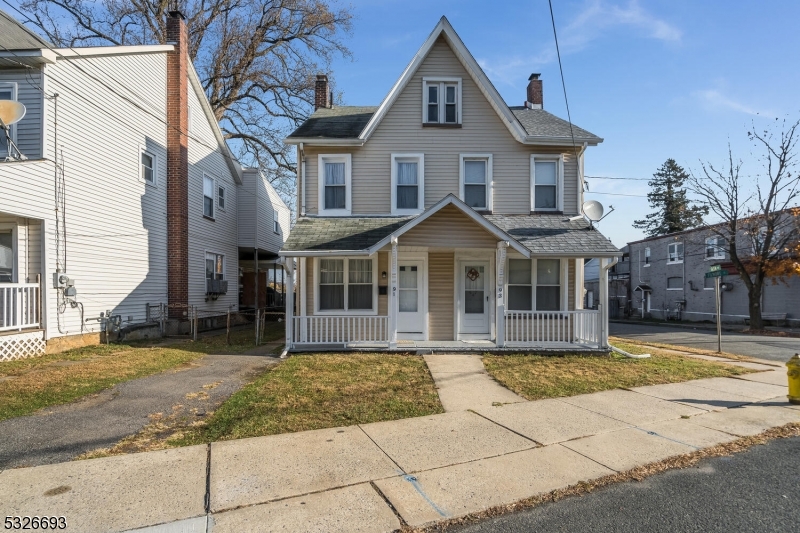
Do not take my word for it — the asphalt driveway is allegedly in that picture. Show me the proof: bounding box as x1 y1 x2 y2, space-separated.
610 321 799 362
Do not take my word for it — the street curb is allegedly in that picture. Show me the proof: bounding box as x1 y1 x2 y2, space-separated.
609 319 798 335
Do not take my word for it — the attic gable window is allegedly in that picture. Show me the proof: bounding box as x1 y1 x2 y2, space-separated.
422 77 462 125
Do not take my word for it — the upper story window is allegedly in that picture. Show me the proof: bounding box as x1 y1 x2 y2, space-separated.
422 77 462 125
0 82 18 156
644 247 651 266
460 154 492 211
667 242 684 263
140 149 155 185
705 236 725 260
203 174 215 218
218 186 226 210
391 154 424 214
318 154 351 216
531 155 563 212
273 211 280 234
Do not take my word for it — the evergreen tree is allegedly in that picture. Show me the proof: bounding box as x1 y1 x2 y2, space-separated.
633 159 708 236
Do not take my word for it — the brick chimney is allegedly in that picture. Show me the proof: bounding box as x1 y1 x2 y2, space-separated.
315 74 331 110
166 10 189 318
526 73 543 109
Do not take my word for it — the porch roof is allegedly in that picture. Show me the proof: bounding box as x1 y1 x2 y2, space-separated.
485 214 620 257
282 216 414 253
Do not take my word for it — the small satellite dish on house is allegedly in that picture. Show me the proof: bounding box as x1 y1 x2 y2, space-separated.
582 200 605 222
0 100 26 126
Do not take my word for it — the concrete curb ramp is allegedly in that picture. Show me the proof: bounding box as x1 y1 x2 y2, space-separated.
0 371 796 532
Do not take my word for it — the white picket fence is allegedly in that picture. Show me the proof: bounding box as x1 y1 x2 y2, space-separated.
504 310 600 346
292 315 389 345
0 283 41 332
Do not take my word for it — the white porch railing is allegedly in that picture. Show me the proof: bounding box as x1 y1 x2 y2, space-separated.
504 310 600 346
292 315 389 345
0 283 41 332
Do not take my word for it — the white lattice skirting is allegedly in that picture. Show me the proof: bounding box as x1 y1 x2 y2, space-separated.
0 330 46 361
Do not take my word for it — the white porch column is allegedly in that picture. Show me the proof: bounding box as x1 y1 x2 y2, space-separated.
496 241 508 347
299 257 307 342
599 257 609 348
389 236 398 349
284 257 294 350
574 258 584 310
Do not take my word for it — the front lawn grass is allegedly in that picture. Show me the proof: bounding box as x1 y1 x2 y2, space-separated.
0 322 283 421
483 341 753 402
173 353 444 445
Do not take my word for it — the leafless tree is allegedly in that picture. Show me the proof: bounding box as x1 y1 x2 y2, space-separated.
15 0 353 202
690 118 800 330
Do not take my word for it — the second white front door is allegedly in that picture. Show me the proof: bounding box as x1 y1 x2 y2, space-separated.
397 260 425 338
459 261 490 335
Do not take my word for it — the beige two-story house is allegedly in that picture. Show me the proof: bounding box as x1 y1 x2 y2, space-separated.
280 17 620 351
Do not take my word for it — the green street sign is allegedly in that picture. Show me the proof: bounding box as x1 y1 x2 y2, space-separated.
710 264 721 272
705 270 729 278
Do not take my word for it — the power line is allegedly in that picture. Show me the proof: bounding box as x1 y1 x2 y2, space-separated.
585 191 649 198
585 175 651 181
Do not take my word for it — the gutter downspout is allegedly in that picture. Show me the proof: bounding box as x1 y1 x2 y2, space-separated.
600 256 618 349
299 143 306 217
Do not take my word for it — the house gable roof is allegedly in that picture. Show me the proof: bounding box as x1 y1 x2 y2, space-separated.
0 9 52 51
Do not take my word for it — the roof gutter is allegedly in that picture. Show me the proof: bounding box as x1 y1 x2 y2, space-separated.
284 137 365 146
522 135 603 146
279 250 373 257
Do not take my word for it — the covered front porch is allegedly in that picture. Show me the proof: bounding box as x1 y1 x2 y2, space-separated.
280 196 621 353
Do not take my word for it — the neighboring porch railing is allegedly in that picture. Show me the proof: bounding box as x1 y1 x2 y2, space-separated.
0 283 41 332
504 310 600 346
292 315 389 345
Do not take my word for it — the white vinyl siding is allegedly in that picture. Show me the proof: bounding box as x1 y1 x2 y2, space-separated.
236 167 289 254
300 38 580 216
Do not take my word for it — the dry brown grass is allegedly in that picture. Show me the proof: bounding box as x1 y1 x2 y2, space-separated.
403 422 800 532
483 341 752 402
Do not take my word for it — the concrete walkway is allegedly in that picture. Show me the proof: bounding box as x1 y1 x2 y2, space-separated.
0 350 280 469
423 353 526 411
1 359 796 532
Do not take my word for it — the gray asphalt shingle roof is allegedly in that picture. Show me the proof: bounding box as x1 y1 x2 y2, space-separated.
282 216 413 252
0 10 52 51
486 214 620 256
283 213 619 256
287 106 377 139
509 107 602 142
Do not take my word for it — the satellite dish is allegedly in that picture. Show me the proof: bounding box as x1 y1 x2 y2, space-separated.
0 100 26 126
582 200 605 222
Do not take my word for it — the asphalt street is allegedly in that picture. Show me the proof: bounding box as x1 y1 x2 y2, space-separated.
610 321 799 362
456 435 800 533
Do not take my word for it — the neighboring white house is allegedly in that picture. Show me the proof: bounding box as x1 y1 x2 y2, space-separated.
0 10 289 360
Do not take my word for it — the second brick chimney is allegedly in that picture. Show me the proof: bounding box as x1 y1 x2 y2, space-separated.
315 74 331 110
166 10 189 318
526 73 543 109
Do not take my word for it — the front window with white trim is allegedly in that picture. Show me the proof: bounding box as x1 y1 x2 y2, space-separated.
317 257 377 313
667 242 684 263
140 149 155 185
423 78 461 124
531 155 562 211
318 154 351 215
705 236 725 260
203 175 215 218
391 154 424 214
506 258 563 311
460 154 492 210
205 252 224 280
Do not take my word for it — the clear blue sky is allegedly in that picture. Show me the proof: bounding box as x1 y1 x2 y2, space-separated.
332 0 800 247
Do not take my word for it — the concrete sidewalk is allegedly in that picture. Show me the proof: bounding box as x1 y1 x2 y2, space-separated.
1 363 796 532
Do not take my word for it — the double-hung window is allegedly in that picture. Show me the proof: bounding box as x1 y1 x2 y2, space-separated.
273 211 280 234
140 149 155 185
423 78 461 125
644 247 651 265
391 154 424 214
460 154 492 211
318 154 351 215
531 155 562 211
0 82 18 157
506 258 563 311
317 258 376 312
705 236 725 260
203 175 215 218
218 186 226 210
0 228 13 282
667 242 683 263
205 252 224 280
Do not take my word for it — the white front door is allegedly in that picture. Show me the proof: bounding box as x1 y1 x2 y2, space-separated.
397 261 425 338
459 261 490 335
